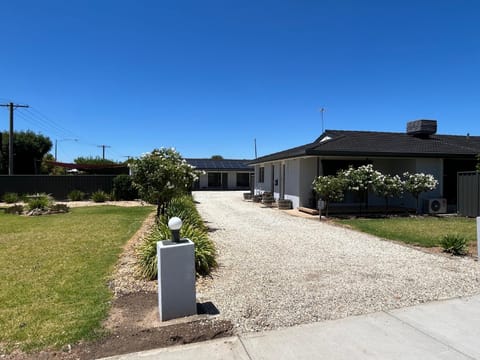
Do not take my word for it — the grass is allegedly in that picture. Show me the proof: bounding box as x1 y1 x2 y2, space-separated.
0 205 154 353
336 216 477 248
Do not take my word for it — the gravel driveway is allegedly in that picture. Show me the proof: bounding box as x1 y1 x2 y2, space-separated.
194 191 480 333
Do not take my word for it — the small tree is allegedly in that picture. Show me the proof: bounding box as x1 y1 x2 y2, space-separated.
130 148 200 217
339 164 382 211
312 175 347 217
476 154 480 172
372 174 404 212
403 172 438 213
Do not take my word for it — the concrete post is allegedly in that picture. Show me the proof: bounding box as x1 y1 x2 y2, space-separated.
157 239 197 321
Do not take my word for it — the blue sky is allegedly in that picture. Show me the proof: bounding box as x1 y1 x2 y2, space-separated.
1 0 479 162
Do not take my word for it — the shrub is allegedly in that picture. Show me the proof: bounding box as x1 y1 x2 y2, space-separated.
2 192 20 204
112 174 138 201
68 190 85 201
163 195 206 230
440 234 468 256
137 196 216 280
91 190 109 203
26 193 53 211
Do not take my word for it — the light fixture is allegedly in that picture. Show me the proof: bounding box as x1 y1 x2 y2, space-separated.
168 217 183 242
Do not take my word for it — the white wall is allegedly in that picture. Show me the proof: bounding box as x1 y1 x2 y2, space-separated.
283 159 300 208
299 158 317 207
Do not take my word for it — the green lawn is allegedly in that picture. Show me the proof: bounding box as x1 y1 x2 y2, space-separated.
0 205 153 353
336 216 477 248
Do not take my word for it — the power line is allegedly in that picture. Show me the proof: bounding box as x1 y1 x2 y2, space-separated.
1 102 30 175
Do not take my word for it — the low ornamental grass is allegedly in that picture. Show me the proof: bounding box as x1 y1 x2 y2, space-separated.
337 216 476 249
0 205 154 353
137 195 216 280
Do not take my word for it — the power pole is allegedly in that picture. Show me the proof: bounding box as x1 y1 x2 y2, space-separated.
97 144 111 160
1 102 29 175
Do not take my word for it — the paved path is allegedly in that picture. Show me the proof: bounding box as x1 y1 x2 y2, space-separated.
194 191 480 332
102 294 480 359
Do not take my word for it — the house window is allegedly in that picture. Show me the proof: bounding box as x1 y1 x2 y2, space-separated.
236 173 250 187
258 167 265 183
208 172 222 187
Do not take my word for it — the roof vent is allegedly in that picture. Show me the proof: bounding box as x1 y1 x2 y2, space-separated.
406 119 437 137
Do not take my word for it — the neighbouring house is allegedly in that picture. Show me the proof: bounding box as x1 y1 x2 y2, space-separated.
250 120 480 212
187 158 254 190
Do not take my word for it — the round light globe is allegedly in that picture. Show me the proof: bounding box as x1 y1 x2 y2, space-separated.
168 217 183 231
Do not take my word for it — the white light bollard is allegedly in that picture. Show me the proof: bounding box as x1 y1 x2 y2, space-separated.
157 217 197 321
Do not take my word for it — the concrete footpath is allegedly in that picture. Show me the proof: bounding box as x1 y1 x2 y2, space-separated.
101 294 480 360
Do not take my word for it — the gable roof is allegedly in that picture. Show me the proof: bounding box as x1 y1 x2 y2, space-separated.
250 130 480 164
186 158 253 171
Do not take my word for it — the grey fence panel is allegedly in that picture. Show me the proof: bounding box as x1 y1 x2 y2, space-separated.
457 172 480 217
0 175 117 200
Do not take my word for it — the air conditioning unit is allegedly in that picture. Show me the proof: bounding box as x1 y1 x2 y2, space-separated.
424 198 447 214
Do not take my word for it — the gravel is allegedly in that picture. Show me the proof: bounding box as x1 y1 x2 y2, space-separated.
194 191 480 333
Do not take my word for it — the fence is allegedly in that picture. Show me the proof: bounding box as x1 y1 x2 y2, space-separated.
457 171 480 217
0 175 117 200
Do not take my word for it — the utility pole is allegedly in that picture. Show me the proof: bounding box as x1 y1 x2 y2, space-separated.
97 144 111 160
1 102 29 175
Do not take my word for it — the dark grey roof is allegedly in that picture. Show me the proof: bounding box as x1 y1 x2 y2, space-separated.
186 158 253 171
250 130 480 164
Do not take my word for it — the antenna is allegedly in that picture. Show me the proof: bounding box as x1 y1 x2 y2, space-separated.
254 138 257 159
319 107 326 133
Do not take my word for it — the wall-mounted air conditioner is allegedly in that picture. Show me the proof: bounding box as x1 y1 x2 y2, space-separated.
424 198 447 214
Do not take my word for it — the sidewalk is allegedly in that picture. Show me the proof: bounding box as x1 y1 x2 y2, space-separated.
101 294 480 360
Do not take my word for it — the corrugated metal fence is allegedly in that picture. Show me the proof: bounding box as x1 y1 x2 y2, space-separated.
0 175 116 200
457 171 480 217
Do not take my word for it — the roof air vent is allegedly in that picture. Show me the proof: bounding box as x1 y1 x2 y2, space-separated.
406 120 437 137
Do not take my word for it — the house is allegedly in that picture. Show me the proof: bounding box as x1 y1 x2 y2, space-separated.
250 120 480 211
186 158 254 190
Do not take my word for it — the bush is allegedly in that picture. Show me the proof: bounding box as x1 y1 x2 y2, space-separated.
112 175 138 201
440 234 469 256
91 190 109 203
163 195 206 230
68 190 85 201
2 192 20 204
26 193 53 211
137 196 216 280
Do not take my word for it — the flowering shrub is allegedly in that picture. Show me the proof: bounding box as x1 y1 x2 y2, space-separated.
372 174 404 210
340 164 382 192
403 172 438 212
130 148 200 216
312 175 347 216
312 164 438 215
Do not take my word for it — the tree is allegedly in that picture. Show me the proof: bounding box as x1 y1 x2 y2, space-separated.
477 154 480 171
372 174 404 212
403 172 438 213
41 153 65 175
211 155 224 160
0 130 52 174
74 156 121 166
312 175 347 217
339 164 382 211
130 148 200 217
